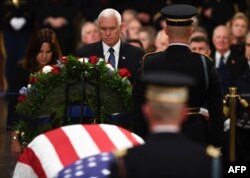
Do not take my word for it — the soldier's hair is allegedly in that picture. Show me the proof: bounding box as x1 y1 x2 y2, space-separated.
189 35 209 45
148 101 184 122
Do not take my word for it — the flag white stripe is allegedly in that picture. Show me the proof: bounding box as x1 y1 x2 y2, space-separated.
30 134 63 178
99 124 134 150
13 162 38 178
61 125 101 158
131 132 145 144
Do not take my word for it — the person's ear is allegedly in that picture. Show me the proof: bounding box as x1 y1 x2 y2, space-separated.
207 48 211 56
188 26 194 36
179 105 188 124
165 26 169 35
119 23 125 32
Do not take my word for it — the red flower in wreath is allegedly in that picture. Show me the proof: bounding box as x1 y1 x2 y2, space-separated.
60 56 68 64
89 56 98 64
18 95 27 102
118 68 131 78
29 76 38 84
51 65 61 75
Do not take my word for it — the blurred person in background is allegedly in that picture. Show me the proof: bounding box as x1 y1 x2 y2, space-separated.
199 0 247 45
78 21 100 48
122 9 138 26
154 29 169 52
0 0 35 90
227 12 249 55
189 35 211 56
138 26 157 53
0 32 7 95
244 32 250 72
211 25 248 95
127 39 143 49
80 0 116 22
190 26 209 40
126 19 142 40
33 0 80 55
7 28 62 160
121 9 138 40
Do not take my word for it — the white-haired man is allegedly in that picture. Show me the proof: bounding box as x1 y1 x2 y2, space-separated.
75 8 145 84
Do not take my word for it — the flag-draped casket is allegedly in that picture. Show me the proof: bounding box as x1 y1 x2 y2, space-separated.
13 124 144 178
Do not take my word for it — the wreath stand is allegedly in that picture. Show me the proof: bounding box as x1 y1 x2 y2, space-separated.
63 70 100 125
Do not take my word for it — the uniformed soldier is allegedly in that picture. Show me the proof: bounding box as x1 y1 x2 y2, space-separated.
112 72 222 178
133 4 223 148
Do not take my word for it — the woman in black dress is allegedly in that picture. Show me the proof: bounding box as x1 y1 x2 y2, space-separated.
7 28 62 160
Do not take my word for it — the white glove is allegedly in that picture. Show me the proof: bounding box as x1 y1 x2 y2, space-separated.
10 17 26 31
199 107 209 118
224 118 230 132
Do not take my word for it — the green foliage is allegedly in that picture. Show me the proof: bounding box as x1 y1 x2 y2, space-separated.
15 55 132 145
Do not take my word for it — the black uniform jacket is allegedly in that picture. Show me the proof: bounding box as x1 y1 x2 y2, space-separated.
111 132 221 178
133 44 223 147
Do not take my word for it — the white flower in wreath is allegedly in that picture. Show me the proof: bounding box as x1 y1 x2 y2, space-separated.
122 77 131 85
106 63 115 74
56 59 65 68
96 58 105 65
42 65 53 73
27 84 32 90
78 58 84 63
84 57 89 63
19 87 28 96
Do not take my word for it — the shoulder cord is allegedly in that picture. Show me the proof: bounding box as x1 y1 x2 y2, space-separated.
201 55 209 90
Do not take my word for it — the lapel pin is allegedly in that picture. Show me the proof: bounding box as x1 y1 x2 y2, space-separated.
122 56 126 60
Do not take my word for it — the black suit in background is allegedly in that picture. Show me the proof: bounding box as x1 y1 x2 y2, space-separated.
80 0 116 21
133 45 224 147
7 64 30 130
111 132 221 178
32 0 80 55
211 51 248 95
75 41 145 84
0 0 35 88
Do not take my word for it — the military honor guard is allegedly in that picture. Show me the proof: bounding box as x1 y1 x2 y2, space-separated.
133 4 224 148
111 72 222 178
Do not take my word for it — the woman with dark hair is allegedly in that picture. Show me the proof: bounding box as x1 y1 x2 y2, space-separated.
7 28 62 160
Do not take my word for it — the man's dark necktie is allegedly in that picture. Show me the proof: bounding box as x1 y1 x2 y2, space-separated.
218 55 225 69
108 48 115 68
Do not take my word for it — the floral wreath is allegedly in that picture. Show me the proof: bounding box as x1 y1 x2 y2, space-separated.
15 55 132 146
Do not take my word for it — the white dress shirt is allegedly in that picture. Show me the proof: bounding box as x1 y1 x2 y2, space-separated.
102 40 121 69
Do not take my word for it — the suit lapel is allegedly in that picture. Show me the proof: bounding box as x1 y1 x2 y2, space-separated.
226 52 236 66
118 42 127 68
96 41 104 58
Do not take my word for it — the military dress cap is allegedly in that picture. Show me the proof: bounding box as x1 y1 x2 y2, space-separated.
141 72 195 104
161 4 198 26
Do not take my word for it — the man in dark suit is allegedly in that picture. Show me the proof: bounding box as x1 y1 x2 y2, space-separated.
111 72 222 178
211 25 248 95
133 4 223 148
75 8 145 84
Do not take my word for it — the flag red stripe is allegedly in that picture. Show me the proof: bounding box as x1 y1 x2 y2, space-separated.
119 127 141 145
19 147 47 178
83 124 116 151
45 128 79 166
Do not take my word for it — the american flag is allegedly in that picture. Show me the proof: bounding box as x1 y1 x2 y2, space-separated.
13 124 144 178
56 152 116 178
